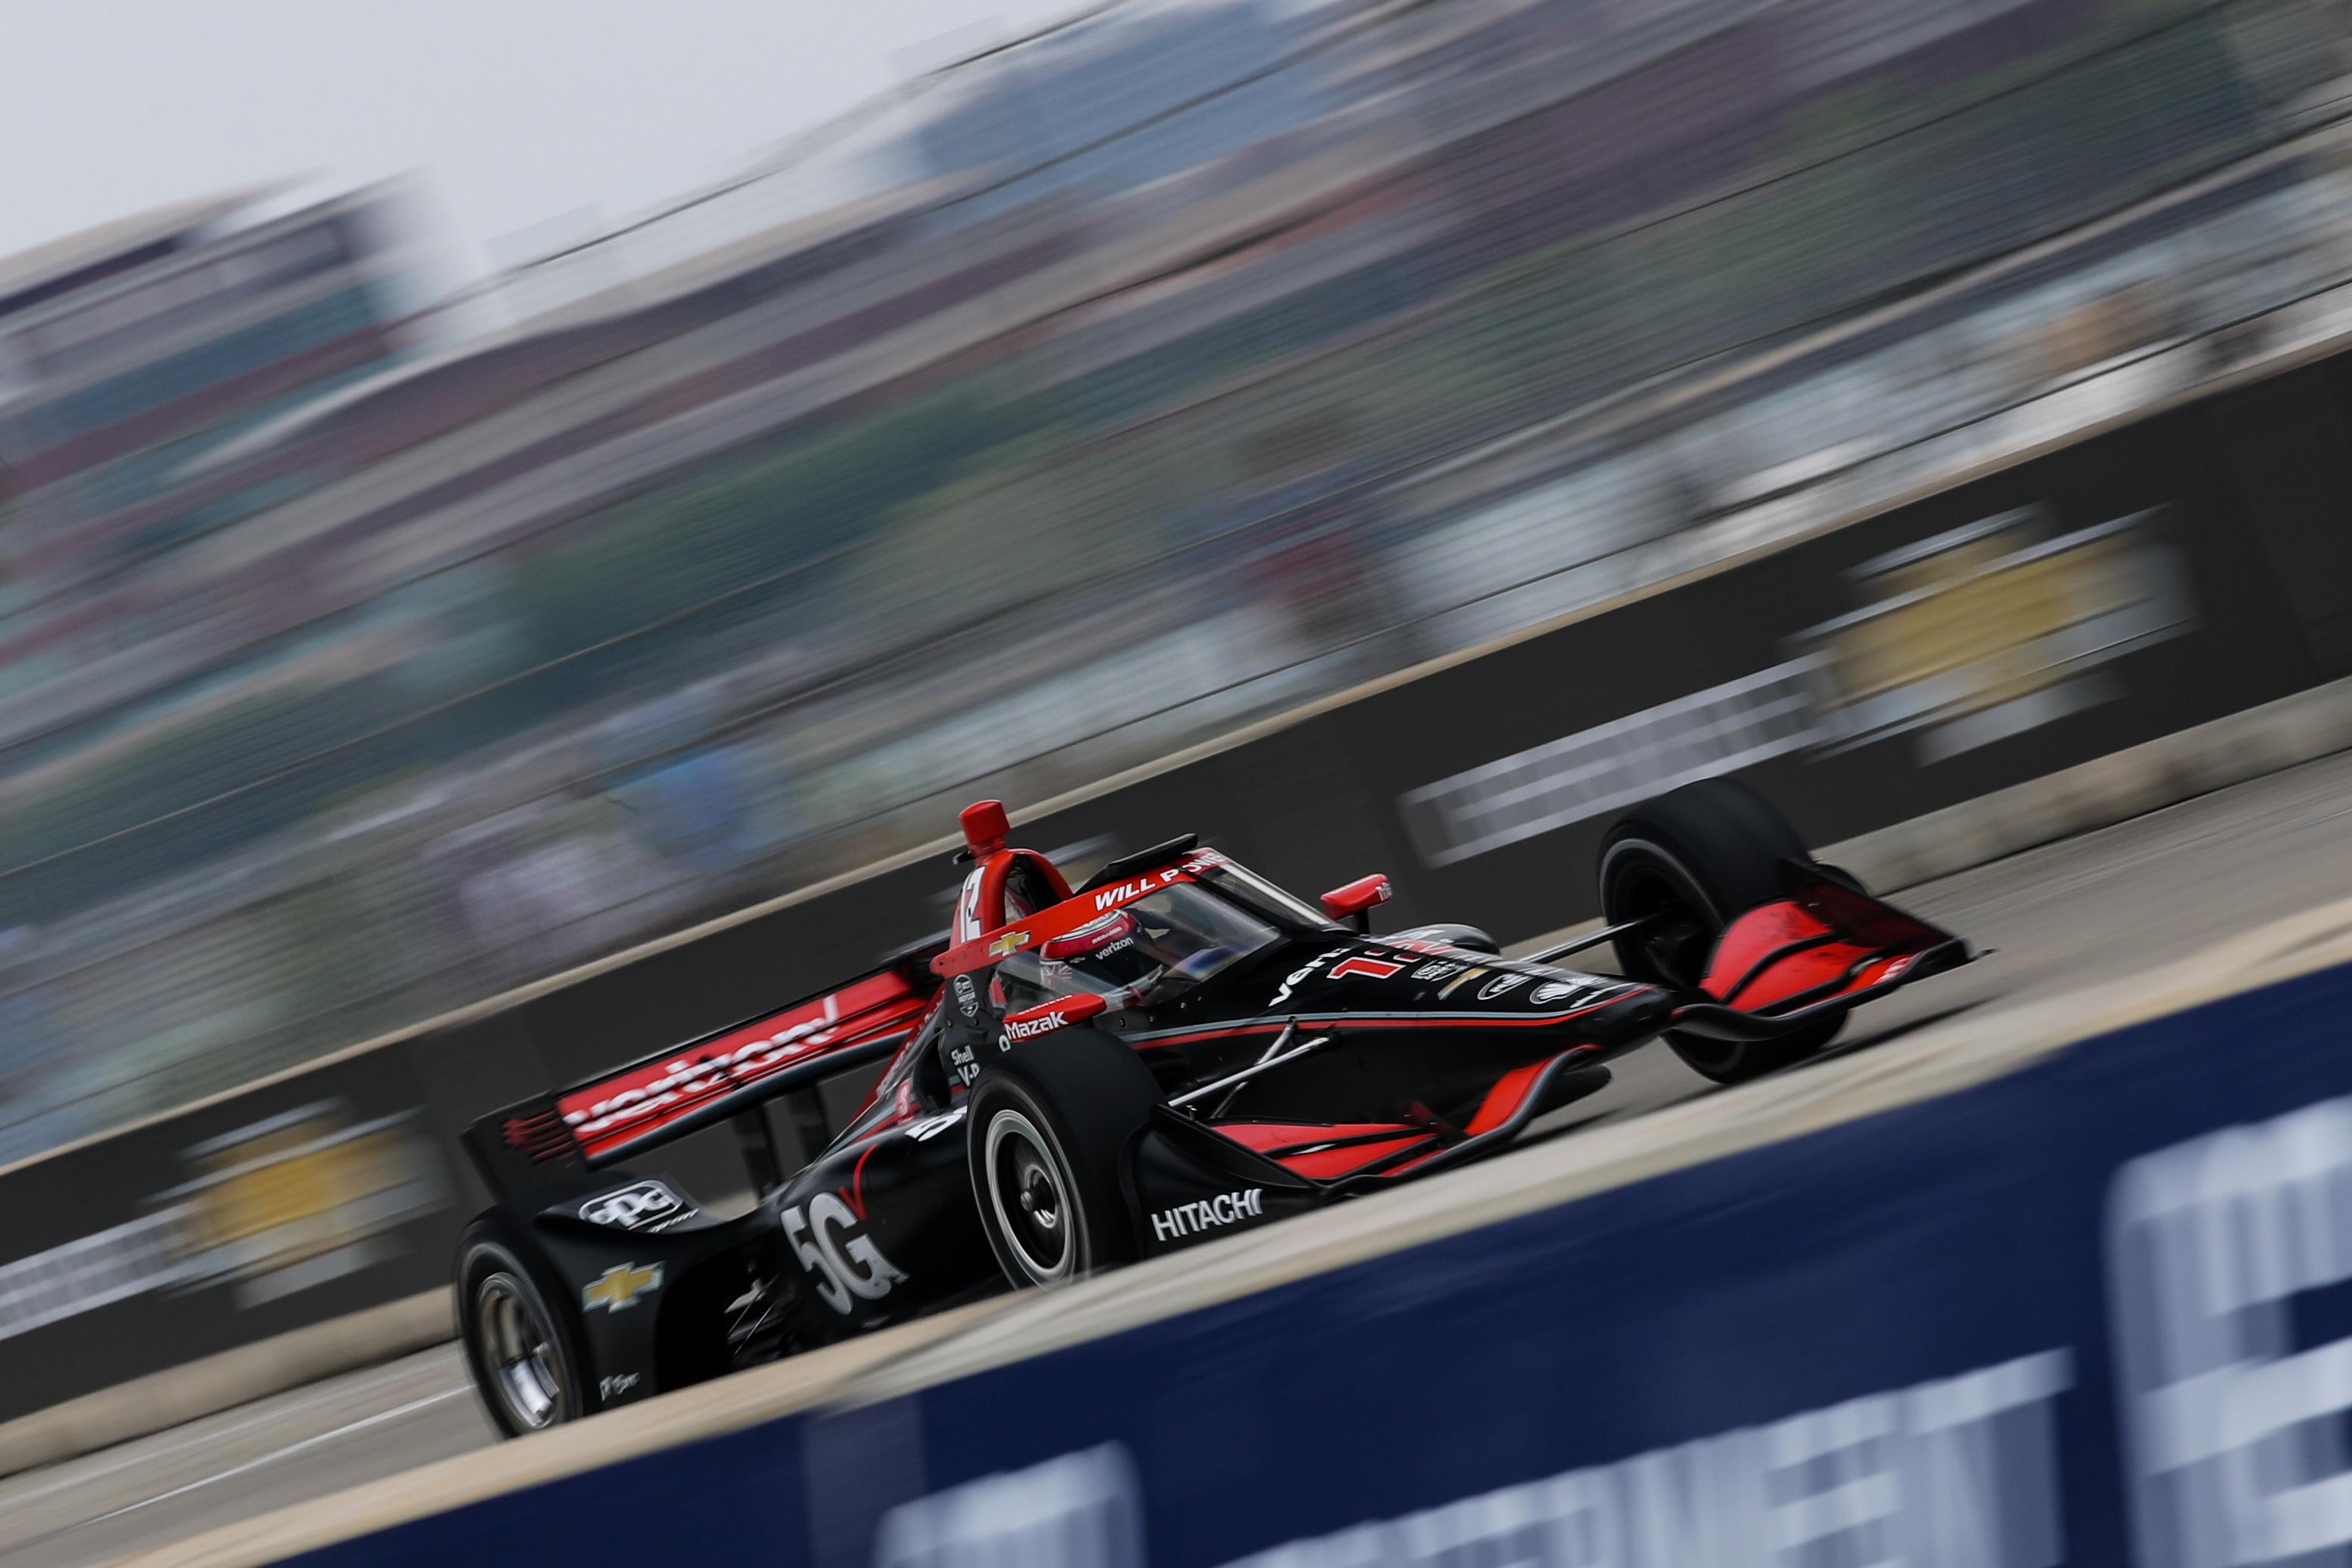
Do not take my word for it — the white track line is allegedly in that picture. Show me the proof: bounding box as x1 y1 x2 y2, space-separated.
79 1391 467 1529
1 1360 464 1510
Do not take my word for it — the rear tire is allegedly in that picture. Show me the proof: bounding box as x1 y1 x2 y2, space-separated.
1598 777 1844 1085
968 1028 1162 1290
457 1216 590 1438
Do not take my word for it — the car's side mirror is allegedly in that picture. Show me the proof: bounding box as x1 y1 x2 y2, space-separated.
1320 875 1392 933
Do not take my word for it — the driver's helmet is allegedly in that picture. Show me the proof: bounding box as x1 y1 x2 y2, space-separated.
1039 909 1167 997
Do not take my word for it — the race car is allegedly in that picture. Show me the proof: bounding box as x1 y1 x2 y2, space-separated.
453 778 1966 1435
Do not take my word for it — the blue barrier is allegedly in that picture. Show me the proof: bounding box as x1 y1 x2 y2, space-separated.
297 958 2352 1568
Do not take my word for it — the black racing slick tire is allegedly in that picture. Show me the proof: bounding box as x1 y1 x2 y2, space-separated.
967 1028 1162 1291
457 1215 591 1438
1597 776 1844 1085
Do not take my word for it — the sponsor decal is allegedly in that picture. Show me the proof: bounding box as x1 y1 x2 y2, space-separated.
1394 934 1514 971
1329 955 1406 982
989 930 1033 958
1798 505 2190 764
952 973 980 1019
1400 661 1826 867
1411 960 1467 983
599 1372 641 1400
555 971 927 1151
1529 980 1594 1008
781 1191 907 1314
1438 966 1490 999
14 1103 450 1346
1150 1187 1265 1244
1402 505 2190 866
1478 972 1531 1001
949 1039 980 1087
906 1107 968 1142
579 1179 693 1233
1092 867 1187 912
582 1261 662 1313
165 1103 446 1309
0 1215 190 1346
1218 1350 2070 1568
1000 999 1096 1049
0 1101 449 1341
874 1445 1143 1568
1268 952 1330 1009
2110 1093 2352 1568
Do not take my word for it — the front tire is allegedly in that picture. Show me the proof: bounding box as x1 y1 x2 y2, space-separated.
1598 776 1844 1084
967 1028 1161 1290
457 1216 589 1438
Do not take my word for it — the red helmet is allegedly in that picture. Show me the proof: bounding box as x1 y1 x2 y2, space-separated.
1042 910 1140 963
1039 910 1160 994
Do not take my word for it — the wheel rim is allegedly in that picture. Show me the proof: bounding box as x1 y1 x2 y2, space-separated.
477 1272 566 1430
1603 841 1738 1073
1607 867 1712 989
984 1109 1077 1286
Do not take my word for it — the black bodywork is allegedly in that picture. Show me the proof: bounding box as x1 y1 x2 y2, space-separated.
458 830 1962 1423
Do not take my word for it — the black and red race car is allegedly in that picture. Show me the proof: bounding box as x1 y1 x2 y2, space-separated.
454 779 1965 1435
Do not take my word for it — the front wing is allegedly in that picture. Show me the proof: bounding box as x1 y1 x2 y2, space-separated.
1123 869 1967 1256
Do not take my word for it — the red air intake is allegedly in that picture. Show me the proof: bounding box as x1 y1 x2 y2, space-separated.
960 800 1011 858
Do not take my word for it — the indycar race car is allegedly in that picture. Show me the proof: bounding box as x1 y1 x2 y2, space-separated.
454 779 1966 1435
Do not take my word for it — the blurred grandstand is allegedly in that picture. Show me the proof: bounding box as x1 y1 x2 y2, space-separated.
0 0 2347 1162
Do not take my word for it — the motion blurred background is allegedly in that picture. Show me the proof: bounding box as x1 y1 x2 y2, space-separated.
0 0 2347 1167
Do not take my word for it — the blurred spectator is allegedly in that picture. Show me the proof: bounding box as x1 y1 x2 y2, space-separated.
0 0 2347 1162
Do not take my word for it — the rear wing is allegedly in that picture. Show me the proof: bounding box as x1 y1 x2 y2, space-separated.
465 940 943 1201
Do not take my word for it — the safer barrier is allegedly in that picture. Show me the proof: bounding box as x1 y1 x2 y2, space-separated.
5 317 2350 1431
229 930 2352 1566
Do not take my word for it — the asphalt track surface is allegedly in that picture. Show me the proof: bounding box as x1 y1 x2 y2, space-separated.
8 748 2352 1568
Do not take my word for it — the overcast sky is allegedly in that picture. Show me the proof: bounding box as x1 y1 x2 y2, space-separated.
2 0 1079 292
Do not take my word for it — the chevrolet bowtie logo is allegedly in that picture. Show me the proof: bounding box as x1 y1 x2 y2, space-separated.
582 1262 662 1313
989 930 1032 957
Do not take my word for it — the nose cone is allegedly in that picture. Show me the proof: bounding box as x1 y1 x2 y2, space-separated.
1523 987 1674 1048
1303 940 1674 1044
1572 983 1676 1045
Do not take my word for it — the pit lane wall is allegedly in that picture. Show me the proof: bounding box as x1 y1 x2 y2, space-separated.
223 924 2352 1568
6 313 2352 1435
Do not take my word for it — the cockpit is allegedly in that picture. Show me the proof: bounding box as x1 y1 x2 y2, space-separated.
992 881 1282 1013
